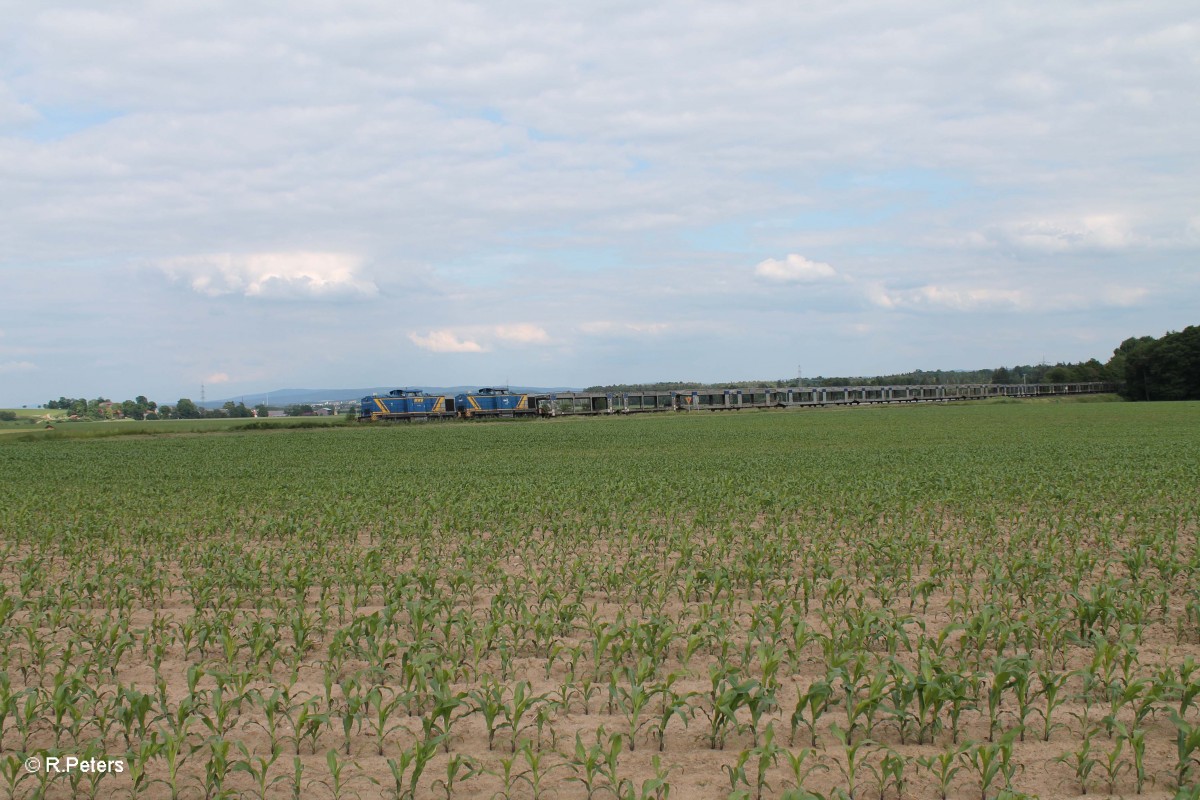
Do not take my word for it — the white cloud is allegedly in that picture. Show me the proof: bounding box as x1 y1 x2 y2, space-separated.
867 282 1153 313
868 283 1027 311
160 252 378 299
409 324 554 352
408 330 485 353
998 214 1137 253
493 323 550 344
578 321 670 335
1099 286 1150 308
0 81 38 130
754 254 837 283
0 361 36 374
205 372 231 384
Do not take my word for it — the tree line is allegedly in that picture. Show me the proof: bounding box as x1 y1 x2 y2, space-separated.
1111 326 1200 401
39 396 326 420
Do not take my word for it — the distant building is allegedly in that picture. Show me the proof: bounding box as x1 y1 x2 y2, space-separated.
267 410 287 417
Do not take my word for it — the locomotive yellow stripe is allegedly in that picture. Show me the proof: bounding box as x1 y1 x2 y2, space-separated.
468 396 481 410
374 398 389 413
432 397 445 413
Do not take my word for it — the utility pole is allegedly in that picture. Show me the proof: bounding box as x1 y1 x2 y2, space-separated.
200 383 205 409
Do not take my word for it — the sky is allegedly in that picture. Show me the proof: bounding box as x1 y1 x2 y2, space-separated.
1 1 1197 406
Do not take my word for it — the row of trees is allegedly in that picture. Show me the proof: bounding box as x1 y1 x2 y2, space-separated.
42 397 270 420
44 396 159 420
158 400 263 419
40 396 326 420
1112 326 1200 401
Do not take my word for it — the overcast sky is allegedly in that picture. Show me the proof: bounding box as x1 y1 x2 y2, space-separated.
2 2 1197 405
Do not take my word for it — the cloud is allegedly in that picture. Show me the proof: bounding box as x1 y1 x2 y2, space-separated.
996 214 1137 253
408 330 485 353
0 81 38 130
205 372 231 384
0 361 36 374
408 324 554 352
578 321 670 335
493 323 550 344
1099 286 1150 308
754 254 837 283
867 282 1152 313
160 252 378 299
867 283 1027 311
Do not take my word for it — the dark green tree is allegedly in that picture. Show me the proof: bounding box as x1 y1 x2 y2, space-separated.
175 398 200 419
1113 327 1200 401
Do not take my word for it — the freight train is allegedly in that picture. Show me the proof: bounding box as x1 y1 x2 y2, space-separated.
359 382 1114 421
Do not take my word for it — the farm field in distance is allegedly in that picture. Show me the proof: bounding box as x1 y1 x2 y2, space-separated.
0 401 1198 799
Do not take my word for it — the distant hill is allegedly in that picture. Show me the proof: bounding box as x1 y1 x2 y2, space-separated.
208 386 581 409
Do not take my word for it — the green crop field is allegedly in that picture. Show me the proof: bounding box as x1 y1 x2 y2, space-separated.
0 402 1198 799
0 415 349 438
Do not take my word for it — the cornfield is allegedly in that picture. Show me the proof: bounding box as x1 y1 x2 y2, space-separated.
0 401 1197 799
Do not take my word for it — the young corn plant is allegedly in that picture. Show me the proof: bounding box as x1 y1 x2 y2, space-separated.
961 731 1021 800
705 672 758 750
613 668 656 752
518 738 570 799
488 747 534 800
790 675 837 747
1033 668 1070 742
1170 711 1200 792
1057 725 1100 795
123 732 164 799
915 742 969 800
1095 733 1130 794
567 727 623 800
830 723 877 800
499 680 551 753
421 672 471 752
727 722 786 800
876 750 908 800
780 744 828 796
431 752 480 799
468 677 505 751
232 743 287 800
318 749 362 800
199 736 233 800
650 672 695 752
618 756 672 800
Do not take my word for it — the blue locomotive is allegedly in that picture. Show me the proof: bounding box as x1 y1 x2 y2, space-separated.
360 389 454 421
454 387 535 418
